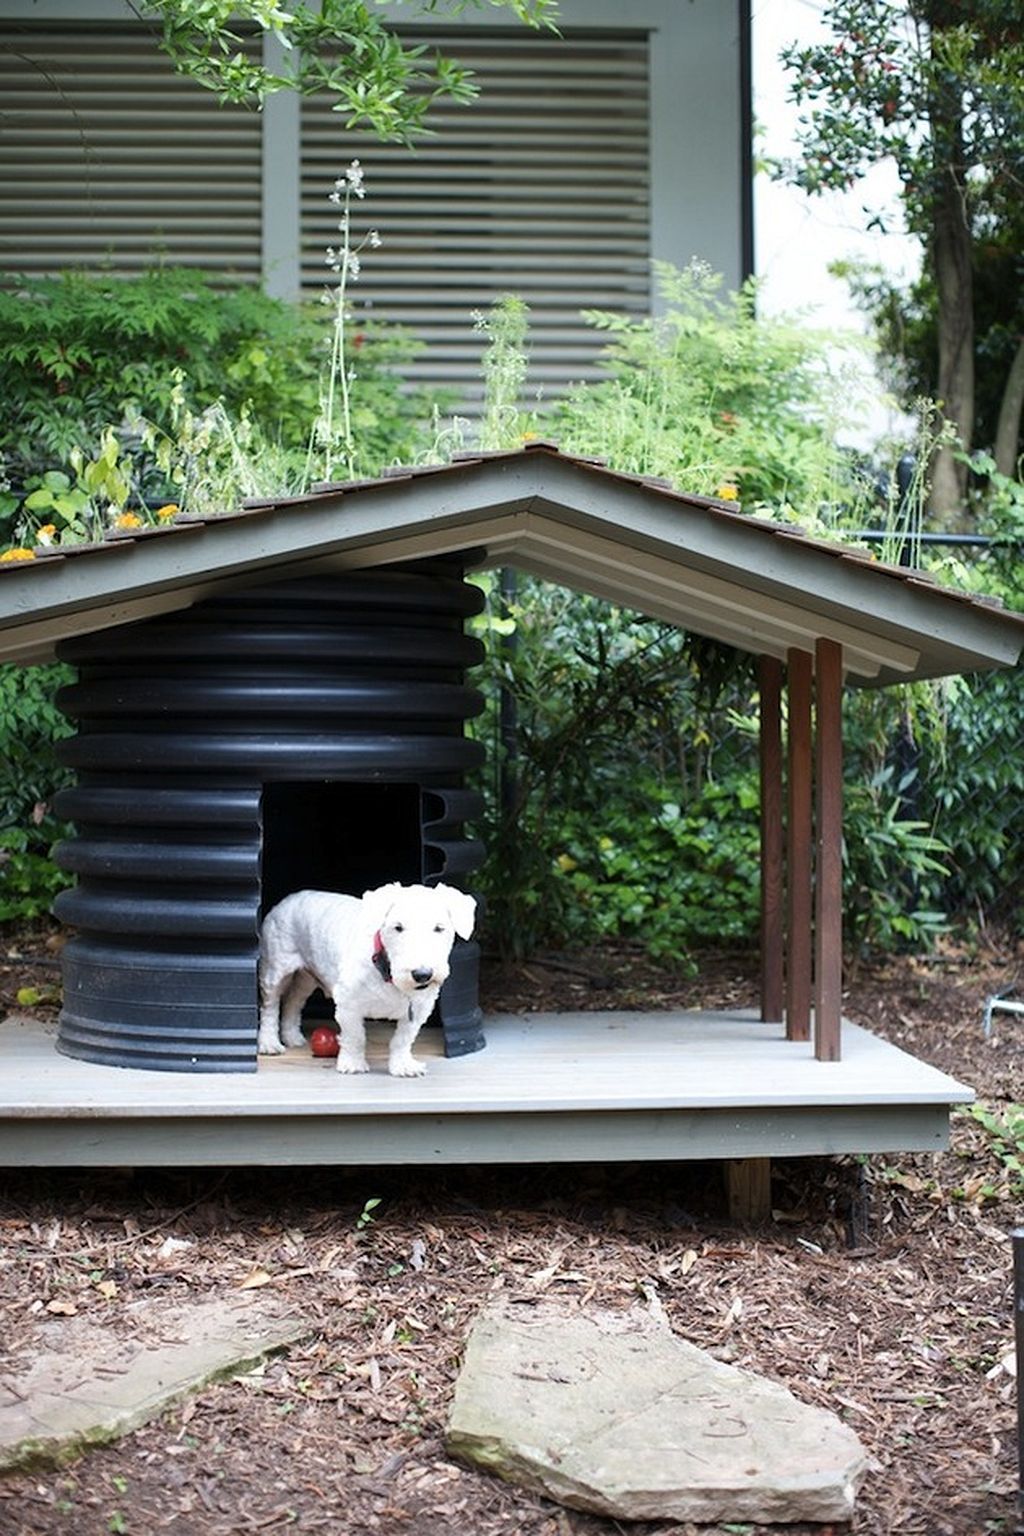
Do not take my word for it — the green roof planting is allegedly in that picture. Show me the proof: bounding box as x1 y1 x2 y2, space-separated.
1 443 1021 686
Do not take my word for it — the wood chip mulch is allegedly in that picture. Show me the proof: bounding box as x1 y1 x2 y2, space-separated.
0 928 1022 1536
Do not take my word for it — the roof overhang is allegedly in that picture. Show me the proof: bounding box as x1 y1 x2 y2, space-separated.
0 447 1021 686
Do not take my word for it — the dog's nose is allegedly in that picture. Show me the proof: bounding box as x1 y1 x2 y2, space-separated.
411 967 434 987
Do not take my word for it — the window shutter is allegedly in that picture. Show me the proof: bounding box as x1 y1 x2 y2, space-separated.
0 21 262 279
300 29 650 404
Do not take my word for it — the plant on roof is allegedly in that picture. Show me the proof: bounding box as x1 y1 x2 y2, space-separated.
305 161 386 487
0 268 320 480
475 295 536 452
551 259 879 522
0 259 439 530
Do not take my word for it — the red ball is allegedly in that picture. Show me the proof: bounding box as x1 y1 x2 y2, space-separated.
309 1026 340 1058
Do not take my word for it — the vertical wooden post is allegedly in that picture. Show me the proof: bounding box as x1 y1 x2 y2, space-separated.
786 648 813 1042
814 637 844 1061
725 1158 772 1223
758 656 784 1022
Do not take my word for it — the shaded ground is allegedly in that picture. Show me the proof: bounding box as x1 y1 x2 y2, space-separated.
0 928 1022 1536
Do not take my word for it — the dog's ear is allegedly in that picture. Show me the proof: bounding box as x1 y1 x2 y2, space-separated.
361 882 403 929
436 884 476 941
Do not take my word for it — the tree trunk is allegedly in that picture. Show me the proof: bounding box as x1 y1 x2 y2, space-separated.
928 65 974 520
930 170 974 517
994 331 1024 479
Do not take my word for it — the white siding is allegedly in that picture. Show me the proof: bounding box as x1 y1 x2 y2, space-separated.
300 29 650 401
0 20 262 278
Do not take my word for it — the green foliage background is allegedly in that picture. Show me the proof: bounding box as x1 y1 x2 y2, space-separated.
1 264 1021 962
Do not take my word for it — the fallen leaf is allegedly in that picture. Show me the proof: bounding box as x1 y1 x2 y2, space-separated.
156 1236 194 1260
44 1298 78 1316
95 1279 118 1300
680 1248 699 1275
722 1295 743 1327
237 1268 273 1290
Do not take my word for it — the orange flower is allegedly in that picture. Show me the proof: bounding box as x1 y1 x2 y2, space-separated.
0 547 36 562
35 524 58 546
113 511 143 530
155 503 180 522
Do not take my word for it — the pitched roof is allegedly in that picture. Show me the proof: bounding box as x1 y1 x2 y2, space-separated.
1 442 1021 686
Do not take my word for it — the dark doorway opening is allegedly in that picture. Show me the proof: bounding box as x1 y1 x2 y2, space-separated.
260 781 423 918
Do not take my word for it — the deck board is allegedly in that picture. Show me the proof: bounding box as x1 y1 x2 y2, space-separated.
0 1010 973 1167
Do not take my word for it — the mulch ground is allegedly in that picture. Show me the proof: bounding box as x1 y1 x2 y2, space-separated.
1 927 1023 1536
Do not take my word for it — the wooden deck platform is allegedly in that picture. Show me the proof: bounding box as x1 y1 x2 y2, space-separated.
0 1009 973 1168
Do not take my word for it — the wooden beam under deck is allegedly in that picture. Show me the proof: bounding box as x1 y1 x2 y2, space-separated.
0 1011 972 1168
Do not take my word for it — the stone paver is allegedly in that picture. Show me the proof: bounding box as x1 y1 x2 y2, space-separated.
0 1295 308 1471
447 1299 869 1524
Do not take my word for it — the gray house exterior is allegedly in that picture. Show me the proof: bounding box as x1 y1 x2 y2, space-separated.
0 0 752 399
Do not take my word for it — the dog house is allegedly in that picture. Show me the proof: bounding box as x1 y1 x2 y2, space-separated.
1 444 1023 1180
51 563 487 1071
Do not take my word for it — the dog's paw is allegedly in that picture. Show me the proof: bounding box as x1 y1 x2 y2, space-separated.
257 1033 287 1056
389 1055 427 1078
280 1027 306 1050
336 1055 370 1074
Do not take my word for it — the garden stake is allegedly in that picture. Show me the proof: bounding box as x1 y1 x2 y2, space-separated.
1015 1228 1024 1535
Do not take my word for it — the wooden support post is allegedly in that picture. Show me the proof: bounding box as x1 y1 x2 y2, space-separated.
725 1158 772 1223
815 637 844 1061
786 649 813 1042
758 656 785 1022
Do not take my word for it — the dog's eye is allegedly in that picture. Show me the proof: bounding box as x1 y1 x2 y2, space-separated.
393 922 404 933
434 923 445 933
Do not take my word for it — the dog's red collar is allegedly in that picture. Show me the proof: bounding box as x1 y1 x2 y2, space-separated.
371 929 392 984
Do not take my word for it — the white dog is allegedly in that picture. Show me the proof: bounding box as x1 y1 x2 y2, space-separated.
257 882 476 1077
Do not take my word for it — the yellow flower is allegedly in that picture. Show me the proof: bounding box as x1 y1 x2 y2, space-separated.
0 547 36 562
520 431 539 442
155 503 180 522
716 483 739 501
35 524 57 547
555 853 578 873
113 511 143 529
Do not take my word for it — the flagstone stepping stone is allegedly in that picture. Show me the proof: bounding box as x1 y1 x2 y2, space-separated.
447 1298 869 1524
0 1294 309 1471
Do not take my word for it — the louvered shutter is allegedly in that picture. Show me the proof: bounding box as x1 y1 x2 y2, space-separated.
300 29 650 403
0 21 262 278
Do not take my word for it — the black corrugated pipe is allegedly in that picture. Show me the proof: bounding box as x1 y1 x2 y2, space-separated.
52 563 487 1073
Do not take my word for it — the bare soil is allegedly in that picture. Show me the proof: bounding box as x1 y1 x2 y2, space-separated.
1 928 1022 1536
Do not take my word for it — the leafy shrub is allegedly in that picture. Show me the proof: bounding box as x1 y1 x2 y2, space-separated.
553 778 762 958
469 574 757 960
0 268 318 472
968 1102 1024 1199
922 667 1024 928
0 824 71 922
842 765 951 956
0 664 74 922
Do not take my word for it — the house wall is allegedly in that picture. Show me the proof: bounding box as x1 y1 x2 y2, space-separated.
0 0 750 401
